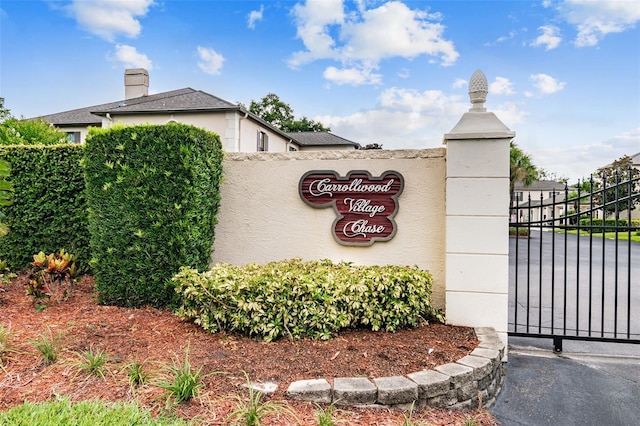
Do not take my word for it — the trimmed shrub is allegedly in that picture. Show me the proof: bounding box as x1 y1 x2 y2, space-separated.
0 144 89 269
509 226 530 237
84 124 223 308
173 258 441 342
578 218 640 233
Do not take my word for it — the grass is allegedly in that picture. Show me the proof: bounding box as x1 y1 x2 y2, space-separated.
74 346 109 379
126 359 152 388
562 229 640 242
225 373 297 426
156 347 204 405
401 402 418 426
32 328 63 365
0 398 190 426
0 324 16 368
315 401 346 426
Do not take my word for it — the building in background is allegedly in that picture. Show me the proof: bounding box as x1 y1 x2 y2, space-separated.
38 69 360 152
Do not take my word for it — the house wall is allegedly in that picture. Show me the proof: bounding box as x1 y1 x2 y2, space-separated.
237 117 292 153
58 125 92 144
102 112 294 153
211 148 448 309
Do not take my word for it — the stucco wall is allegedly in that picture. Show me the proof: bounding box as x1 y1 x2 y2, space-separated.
211 148 447 309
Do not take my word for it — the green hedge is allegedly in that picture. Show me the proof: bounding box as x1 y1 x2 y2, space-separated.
0 144 89 269
578 218 640 233
84 124 223 309
173 258 442 342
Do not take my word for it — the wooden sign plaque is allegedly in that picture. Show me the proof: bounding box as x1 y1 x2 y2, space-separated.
299 170 404 246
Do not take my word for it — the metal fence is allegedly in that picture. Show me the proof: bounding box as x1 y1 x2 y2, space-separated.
508 167 640 352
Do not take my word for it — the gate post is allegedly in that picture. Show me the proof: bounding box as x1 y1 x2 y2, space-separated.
443 70 514 346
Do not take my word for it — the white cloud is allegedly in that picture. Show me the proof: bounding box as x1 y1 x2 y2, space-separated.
452 78 466 89
397 68 410 79
531 25 562 50
379 87 462 114
248 5 264 29
197 46 225 75
110 44 153 69
289 0 345 67
65 0 154 42
530 73 566 94
484 30 517 46
316 87 468 148
289 0 459 85
490 77 516 95
531 127 640 181
557 0 640 47
340 2 458 65
323 66 381 85
493 102 527 127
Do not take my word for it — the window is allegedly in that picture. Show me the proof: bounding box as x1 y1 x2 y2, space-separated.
289 146 297 152
66 131 81 144
257 130 268 152
514 191 523 202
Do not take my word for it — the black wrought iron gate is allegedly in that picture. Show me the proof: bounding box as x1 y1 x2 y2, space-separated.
508 168 640 352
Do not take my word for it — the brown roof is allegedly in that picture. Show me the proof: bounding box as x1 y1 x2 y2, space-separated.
38 88 239 126
285 131 360 148
92 88 238 115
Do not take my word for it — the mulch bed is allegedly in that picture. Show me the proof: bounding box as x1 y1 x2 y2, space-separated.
0 274 496 425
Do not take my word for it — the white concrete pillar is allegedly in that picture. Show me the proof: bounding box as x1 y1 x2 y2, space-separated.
443 70 514 346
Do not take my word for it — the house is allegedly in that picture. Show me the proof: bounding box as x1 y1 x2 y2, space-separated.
512 180 567 223
513 180 566 205
38 68 359 152
513 152 640 223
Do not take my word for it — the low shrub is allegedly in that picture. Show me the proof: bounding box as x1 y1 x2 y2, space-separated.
0 259 15 286
578 218 640 233
509 226 529 237
173 258 441 342
26 249 79 304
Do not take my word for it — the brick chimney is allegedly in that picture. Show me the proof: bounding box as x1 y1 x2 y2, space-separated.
124 68 149 99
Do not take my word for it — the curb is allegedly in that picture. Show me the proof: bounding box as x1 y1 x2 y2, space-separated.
286 327 505 410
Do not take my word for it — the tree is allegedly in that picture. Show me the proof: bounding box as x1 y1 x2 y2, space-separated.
249 93 294 129
0 98 11 123
538 168 568 184
593 155 640 217
363 143 383 150
0 117 67 145
249 93 330 132
281 116 330 133
510 141 539 206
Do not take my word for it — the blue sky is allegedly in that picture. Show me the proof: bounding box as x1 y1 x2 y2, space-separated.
1 0 638 182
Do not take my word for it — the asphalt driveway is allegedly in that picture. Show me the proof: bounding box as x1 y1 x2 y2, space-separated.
490 338 640 426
